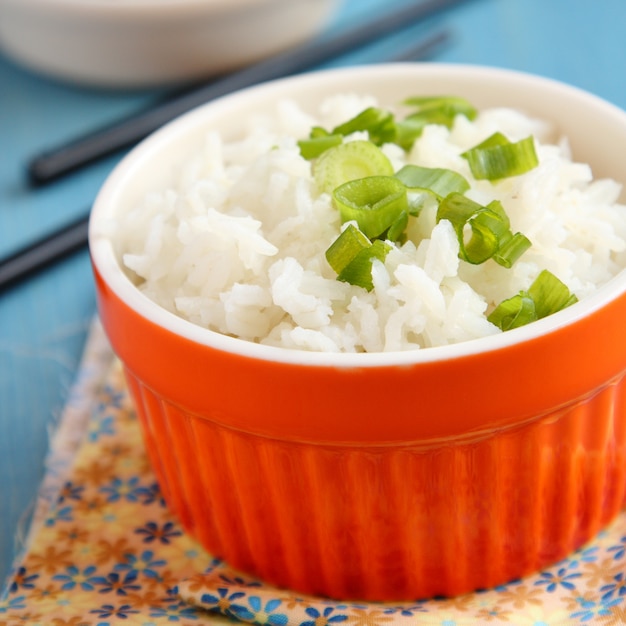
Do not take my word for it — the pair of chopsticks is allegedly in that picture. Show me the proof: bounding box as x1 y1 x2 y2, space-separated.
0 0 472 293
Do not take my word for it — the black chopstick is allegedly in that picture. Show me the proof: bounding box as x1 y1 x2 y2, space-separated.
0 213 90 292
27 0 472 186
1 28 451 293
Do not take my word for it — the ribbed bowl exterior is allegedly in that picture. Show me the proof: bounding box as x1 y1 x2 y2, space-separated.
124 368 626 601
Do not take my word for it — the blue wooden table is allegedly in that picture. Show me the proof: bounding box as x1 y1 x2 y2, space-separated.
1 0 625 585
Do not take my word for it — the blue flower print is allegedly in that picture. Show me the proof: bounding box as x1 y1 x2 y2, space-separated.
218 573 262 588
44 505 73 527
149 601 199 621
58 481 85 503
93 571 141 595
300 606 348 626
100 477 144 503
200 587 248 617
571 546 599 565
136 482 166 507
382 604 428 616
53 565 100 591
88 415 115 442
90 603 140 619
600 572 626 601
0 594 27 611
534 567 582 592
319 601 369 610
134 521 182 544
571 598 620 622
8 567 39 593
114 550 166 579
101 386 126 409
607 536 626 560
234 596 288 625
203 558 224 575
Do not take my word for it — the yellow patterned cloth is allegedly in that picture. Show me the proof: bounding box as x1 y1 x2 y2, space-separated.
2 321 626 625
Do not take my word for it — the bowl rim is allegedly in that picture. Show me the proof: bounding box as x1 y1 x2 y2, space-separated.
89 62 626 369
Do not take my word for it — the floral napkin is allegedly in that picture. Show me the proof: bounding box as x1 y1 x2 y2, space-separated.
2 320 626 626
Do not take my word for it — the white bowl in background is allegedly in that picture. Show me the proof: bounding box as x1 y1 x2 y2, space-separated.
0 0 340 88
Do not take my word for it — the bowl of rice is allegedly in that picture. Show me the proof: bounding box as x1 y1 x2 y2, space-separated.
89 63 626 600
0 0 339 87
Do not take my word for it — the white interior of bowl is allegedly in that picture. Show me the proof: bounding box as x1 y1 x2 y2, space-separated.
90 63 626 367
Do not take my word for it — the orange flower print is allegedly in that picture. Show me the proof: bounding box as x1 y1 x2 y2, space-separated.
124 589 168 609
100 442 133 459
51 617 91 626
4 613 42 624
28 584 63 602
94 538 135 566
56 525 89 545
601 605 626 625
583 557 623 588
145 568 179 593
347 608 395 626
27 546 73 574
495 584 544 609
74 459 115 487
74 495 109 515
136 454 155 477
270 591 316 610
182 573 217 593
475 606 512 622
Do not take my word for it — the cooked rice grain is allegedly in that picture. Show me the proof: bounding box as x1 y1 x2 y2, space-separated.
118 95 626 352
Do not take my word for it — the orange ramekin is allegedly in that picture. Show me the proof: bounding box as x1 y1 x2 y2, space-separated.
89 64 626 600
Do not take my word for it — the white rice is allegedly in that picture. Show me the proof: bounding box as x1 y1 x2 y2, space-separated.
117 95 626 352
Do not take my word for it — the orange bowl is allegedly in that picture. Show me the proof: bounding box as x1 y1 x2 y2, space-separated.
89 64 626 600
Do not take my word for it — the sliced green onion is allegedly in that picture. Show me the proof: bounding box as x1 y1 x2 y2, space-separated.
313 140 394 195
437 194 530 267
463 135 539 180
325 226 391 292
300 96 477 155
394 117 430 151
333 176 409 240
527 269 579 319
298 133 343 160
403 95 478 122
395 164 470 200
493 232 532 268
488 270 578 331
437 193 507 264
461 132 509 155
386 210 409 244
331 107 396 146
487 294 537 331
337 239 391 292
391 96 477 150
325 224 371 275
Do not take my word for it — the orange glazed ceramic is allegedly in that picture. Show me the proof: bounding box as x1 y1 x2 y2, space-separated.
89 64 626 600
